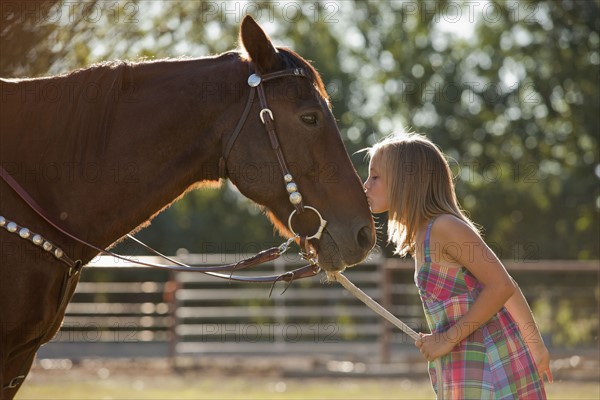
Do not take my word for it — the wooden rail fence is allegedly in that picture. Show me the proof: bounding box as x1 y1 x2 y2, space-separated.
42 255 598 363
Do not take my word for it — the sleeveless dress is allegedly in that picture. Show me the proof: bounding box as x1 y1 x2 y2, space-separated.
415 219 546 399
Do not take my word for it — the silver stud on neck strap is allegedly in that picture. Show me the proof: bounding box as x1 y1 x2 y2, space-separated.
19 228 30 239
0 215 67 261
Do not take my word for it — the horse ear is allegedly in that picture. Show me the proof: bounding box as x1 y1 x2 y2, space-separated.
240 15 282 74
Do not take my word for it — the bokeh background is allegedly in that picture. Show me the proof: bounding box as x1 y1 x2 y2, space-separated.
3 0 598 260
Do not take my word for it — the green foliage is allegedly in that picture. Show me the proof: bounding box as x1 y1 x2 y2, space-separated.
2 0 598 259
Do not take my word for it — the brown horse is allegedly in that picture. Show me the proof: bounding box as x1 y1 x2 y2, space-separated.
0 16 375 398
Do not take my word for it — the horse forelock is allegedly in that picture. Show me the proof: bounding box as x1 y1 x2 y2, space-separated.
238 47 330 107
277 48 331 108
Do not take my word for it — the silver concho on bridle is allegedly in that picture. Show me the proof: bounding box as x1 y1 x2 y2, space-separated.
247 73 262 87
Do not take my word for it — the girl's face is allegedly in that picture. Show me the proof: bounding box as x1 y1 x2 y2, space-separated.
364 155 389 214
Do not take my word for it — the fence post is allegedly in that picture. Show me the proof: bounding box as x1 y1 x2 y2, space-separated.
379 260 392 363
166 270 179 368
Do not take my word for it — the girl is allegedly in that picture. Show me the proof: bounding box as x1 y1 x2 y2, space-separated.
363 133 552 399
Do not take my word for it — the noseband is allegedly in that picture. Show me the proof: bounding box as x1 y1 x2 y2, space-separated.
219 66 328 244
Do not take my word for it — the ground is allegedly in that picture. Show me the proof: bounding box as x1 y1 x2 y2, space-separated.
14 357 600 399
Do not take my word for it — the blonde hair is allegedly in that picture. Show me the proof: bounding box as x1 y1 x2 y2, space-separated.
366 132 480 257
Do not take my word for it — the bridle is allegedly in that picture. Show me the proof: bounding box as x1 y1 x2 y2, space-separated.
0 63 328 285
0 63 329 391
219 64 328 249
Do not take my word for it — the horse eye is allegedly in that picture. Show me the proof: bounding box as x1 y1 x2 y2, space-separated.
300 114 318 126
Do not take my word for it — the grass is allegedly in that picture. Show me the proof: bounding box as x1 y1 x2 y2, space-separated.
16 376 600 399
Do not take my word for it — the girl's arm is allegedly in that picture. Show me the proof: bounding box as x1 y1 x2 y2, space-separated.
504 282 553 383
415 215 516 360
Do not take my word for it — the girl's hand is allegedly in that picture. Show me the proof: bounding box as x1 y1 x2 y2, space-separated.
529 342 553 383
415 332 456 361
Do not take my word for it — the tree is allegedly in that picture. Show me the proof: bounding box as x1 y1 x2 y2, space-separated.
2 0 597 259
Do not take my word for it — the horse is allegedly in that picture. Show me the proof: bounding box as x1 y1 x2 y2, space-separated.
0 16 375 398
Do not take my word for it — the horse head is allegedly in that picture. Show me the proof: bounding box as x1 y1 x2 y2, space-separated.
225 16 376 271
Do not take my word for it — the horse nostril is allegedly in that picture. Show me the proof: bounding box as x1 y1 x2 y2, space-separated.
356 225 375 251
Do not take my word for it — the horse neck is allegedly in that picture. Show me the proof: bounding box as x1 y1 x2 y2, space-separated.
3 54 249 261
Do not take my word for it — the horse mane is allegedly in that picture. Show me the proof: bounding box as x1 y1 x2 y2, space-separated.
63 60 136 163
4 59 140 164
6 56 198 164
7 49 328 164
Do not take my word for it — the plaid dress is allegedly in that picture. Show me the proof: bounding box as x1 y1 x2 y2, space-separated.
415 220 546 399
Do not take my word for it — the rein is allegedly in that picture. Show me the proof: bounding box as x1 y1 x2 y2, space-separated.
0 64 328 286
333 273 445 399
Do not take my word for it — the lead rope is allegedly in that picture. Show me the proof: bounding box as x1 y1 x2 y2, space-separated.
331 272 444 400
